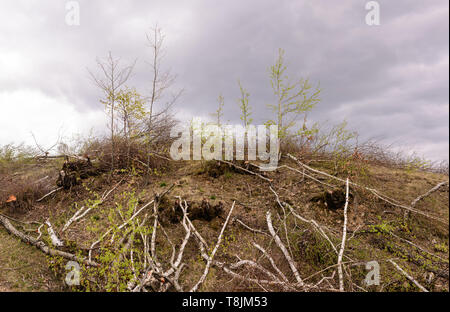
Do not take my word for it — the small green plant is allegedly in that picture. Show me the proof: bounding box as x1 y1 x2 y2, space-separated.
368 220 395 235
434 243 448 253
223 171 233 179
237 80 253 127
91 215 100 221
404 154 432 173
212 94 225 127
79 190 152 291
220 232 237 255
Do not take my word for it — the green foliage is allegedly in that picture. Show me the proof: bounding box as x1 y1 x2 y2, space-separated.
0 143 37 172
220 231 237 255
223 170 233 179
290 229 337 269
296 115 319 139
368 220 395 235
213 94 225 127
267 48 321 139
434 243 448 253
404 154 432 173
115 87 146 136
237 81 253 127
79 190 152 291
314 120 360 175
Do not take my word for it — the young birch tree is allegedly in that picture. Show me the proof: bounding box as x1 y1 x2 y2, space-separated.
237 80 253 127
88 52 135 171
146 25 183 170
116 87 146 167
215 94 225 127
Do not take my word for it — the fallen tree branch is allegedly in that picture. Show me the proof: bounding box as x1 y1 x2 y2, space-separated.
232 217 270 237
0 214 98 267
405 180 449 220
62 179 124 232
217 160 272 182
88 199 155 262
253 242 289 283
45 219 63 247
337 178 350 291
36 187 63 202
89 184 174 262
411 180 449 208
269 186 338 254
266 211 304 286
388 259 429 292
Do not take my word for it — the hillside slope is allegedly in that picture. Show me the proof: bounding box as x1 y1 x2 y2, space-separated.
0 155 448 292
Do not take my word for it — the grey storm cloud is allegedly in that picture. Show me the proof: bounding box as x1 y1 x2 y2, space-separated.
0 0 448 161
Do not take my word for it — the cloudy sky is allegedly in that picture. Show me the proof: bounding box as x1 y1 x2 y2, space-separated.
0 0 448 161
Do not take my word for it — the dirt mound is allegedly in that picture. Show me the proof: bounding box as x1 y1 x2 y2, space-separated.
309 187 354 210
160 199 224 224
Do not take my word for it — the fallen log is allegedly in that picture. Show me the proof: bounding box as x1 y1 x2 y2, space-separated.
0 214 98 267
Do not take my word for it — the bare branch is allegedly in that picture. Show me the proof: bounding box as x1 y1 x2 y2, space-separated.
266 210 304 286
388 259 429 292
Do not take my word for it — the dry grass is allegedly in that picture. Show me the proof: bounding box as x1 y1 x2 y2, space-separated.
0 227 63 291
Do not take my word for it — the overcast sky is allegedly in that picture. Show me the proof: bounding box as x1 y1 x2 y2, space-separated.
0 0 448 161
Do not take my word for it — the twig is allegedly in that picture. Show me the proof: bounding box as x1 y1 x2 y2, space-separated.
36 187 63 202
314 271 336 288
388 259 429 292
405 180 449 220
88 199 155 261
63 179 124 232
269 186 337 254
253 243 289 283
276 164 336 189
216 160 272 182
232 217 270 237
388 231 448 263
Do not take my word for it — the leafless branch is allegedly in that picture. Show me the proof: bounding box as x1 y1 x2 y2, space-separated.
388 259 429 292
266 210 304 286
